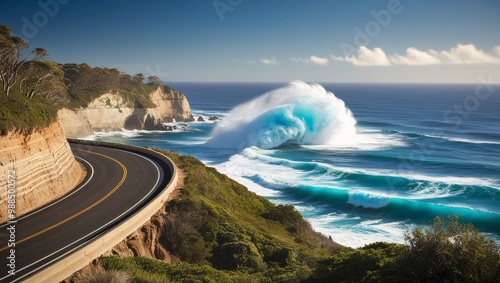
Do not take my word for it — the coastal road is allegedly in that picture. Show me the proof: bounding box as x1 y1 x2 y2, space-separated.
0 142 174 282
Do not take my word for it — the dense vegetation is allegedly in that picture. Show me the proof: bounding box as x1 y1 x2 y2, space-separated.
61 63 159 109
0 23 162 135
307 216 500 283
0 91 58 135
82 152 499 283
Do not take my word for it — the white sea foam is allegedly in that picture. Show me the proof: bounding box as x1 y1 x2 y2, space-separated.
317 164 497 191
221 174 280 197
305 212 411 248
84 129 143 140
445 137 500 145
413 132 500 145
84 127 196 141
214 150 305 190
303 129 407 151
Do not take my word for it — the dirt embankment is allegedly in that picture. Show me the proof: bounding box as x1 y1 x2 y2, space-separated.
0 121 85 222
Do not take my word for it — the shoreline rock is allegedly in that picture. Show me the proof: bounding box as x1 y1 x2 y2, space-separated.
58 86 194 137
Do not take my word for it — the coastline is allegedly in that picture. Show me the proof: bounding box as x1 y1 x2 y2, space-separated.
79 82 500 248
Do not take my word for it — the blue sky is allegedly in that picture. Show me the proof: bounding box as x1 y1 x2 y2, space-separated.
1 0 499 83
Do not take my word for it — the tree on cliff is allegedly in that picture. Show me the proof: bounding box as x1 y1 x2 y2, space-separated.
0 24 29 96
0 24 54 97
147 75 161 85
132 73 145 85
20 60 67 101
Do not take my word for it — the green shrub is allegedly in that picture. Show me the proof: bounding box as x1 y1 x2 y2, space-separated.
74 264 131 283
305 242 404 283
399 216 500 283
99 257 234 283
212 241 265 271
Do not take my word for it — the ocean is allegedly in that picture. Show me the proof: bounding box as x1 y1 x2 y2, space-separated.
87 81 500 248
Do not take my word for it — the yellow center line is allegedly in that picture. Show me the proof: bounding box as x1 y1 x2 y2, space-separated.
0 149 127 252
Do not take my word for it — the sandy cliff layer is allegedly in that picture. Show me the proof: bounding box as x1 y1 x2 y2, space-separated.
58 86 194 138
0 121 85 222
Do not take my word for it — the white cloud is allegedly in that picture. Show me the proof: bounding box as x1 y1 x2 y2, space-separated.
261 57 279 65
309 55 329 65
331 44 500 66
437 44 499 64
291 55 329 65
495 46 500 57
331 46 390 66
390 47 441 65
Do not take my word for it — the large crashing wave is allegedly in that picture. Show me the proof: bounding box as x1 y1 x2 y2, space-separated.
206 81 357 149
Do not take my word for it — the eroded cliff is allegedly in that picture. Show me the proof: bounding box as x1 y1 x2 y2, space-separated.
0 121 85 222
107 169 185 263
109 205 179 263
58 86 194 137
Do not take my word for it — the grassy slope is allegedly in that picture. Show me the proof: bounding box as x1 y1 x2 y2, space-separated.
97 151 345 282
0 90 58 135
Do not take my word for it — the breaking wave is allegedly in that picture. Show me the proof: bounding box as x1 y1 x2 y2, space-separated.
206 81 357 149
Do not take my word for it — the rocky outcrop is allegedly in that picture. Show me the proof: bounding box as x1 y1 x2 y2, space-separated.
143 114 177 131
0 121 85 222
109 205 179 262
148 86 193 123
58 86 194 138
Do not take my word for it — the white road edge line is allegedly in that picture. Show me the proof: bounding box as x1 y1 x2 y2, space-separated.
0 156 95 229
6 149 162 282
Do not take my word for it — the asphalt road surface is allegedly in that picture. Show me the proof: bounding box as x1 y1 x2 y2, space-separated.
0 142 173 282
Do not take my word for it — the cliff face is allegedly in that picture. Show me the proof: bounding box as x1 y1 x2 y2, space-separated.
109 206 179 262
0 121 85 222
58 86 194 138
148 86 194 124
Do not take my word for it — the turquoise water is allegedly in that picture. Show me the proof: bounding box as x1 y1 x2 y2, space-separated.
88 81 500 247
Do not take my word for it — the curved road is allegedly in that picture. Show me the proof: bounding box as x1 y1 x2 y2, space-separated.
0 142 173 282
